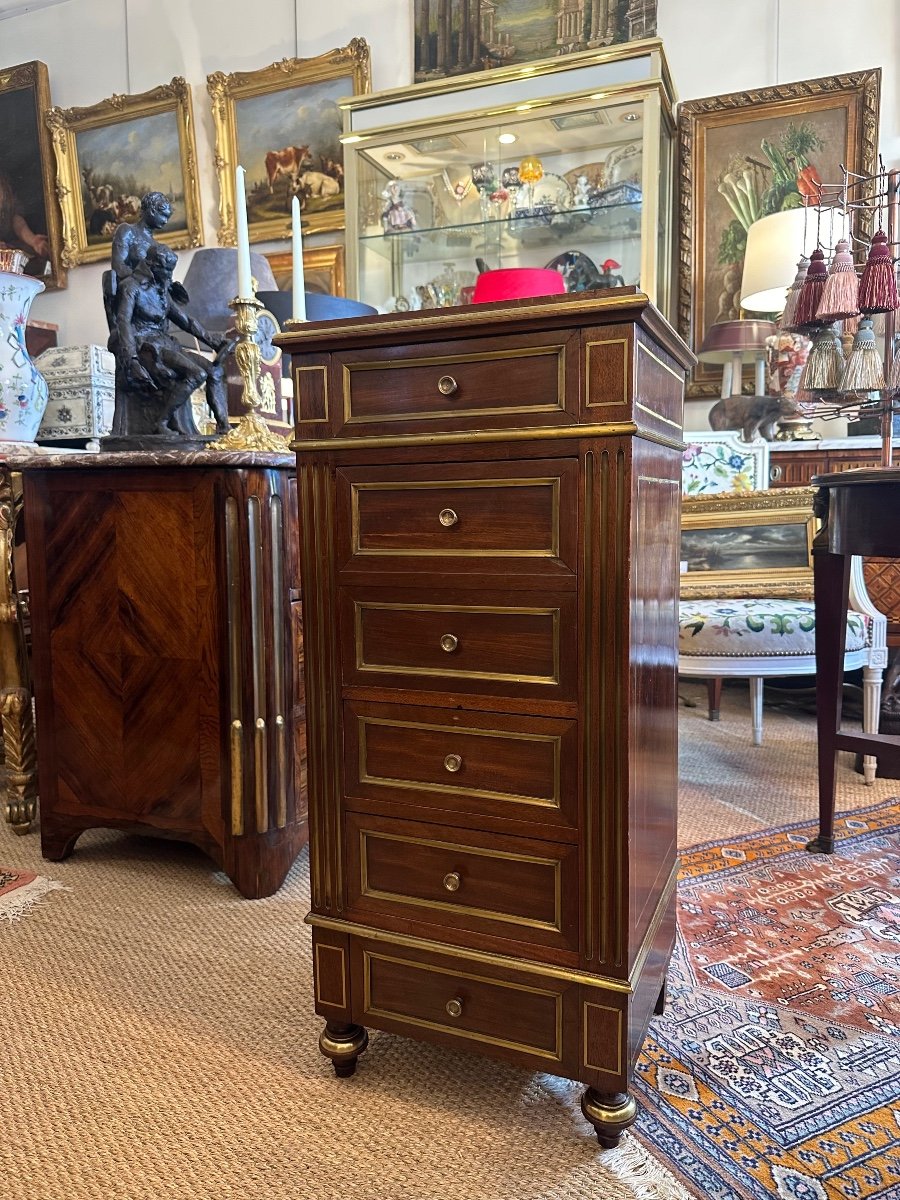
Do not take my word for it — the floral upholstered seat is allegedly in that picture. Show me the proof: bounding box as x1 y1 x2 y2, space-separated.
679 599 868 657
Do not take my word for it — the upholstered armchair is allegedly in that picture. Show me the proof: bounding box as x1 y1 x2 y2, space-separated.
677 486 887 783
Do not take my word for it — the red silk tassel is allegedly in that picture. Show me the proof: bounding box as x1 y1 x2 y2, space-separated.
816 239 859 322
858 230 899 313
794 248 828 329
779 256 809 331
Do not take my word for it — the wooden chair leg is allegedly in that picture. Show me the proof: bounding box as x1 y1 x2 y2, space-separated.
706 677 723 721
749 677 764 746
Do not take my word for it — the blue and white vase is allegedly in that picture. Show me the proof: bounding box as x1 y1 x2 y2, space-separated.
0 270 49 442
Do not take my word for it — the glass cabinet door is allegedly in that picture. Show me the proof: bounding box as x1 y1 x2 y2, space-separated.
342 41 674 318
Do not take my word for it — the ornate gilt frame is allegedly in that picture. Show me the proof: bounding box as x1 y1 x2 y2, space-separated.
264 243 345 297
208 40 371 246
0 60 66 289
677 70 881 398
680 487 817 601
46 77 203 268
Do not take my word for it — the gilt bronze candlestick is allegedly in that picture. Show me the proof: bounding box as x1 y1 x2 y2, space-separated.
214 287 291 452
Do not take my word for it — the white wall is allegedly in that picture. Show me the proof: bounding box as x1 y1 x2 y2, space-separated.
5 0 898 427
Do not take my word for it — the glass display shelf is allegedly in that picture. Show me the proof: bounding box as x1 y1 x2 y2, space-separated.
358 198 644 262
341 39 675 314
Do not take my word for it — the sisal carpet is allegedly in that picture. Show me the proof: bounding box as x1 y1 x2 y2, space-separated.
0 680 895 1199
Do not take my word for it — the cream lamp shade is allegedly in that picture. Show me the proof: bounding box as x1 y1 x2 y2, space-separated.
740 207 851 313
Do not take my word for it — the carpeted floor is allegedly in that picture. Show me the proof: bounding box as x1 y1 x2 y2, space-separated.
0 681 895 1199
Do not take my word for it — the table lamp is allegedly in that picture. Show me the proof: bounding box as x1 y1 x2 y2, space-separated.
740 206 851 314
697 319 778 398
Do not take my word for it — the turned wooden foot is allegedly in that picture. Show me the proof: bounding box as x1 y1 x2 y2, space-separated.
806 834 834 855
581 1088 637 1148
319 1021 368 1078
654 980 667 1016
40 824 83 862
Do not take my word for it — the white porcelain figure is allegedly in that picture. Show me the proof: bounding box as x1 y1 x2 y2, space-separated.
0 270 48 441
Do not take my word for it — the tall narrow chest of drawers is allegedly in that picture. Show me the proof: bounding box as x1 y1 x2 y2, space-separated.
283 290 694 1145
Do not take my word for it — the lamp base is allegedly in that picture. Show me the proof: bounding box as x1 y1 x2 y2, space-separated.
213 410 291 452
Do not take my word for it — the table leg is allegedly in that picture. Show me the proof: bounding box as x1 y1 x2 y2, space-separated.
810 547 850 854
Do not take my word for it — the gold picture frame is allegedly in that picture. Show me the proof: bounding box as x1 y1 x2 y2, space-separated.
208 40 371 246
0 60 66 289
264 243 345 296
46 77 203 268
680 487 817 601
677 70 880 398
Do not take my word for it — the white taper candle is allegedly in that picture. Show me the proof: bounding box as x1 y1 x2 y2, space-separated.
292 195 307 321
235 165 252 299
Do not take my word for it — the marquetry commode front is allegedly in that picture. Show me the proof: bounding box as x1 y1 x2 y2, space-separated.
281 289 694 1146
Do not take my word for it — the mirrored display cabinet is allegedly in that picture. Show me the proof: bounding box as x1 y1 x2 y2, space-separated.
340 39 675 317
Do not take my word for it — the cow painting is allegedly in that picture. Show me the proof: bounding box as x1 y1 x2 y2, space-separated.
264 145 312 194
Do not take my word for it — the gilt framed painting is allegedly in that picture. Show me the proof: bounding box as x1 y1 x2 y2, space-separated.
677 70 880 397
0 60 65 288
413 0 657 83
208 40 371 244
46 77 203 268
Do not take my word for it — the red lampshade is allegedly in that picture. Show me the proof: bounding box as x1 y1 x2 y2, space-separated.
472 267 566 304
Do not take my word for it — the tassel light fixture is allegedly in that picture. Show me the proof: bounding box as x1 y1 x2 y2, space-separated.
816 239 859 322
839 316 886 391
858 230 900 313
799 324 844 392
779 256 809 331
794 248 829 329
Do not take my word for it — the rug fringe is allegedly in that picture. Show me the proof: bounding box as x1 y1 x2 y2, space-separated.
602 1132 697 1200
0 875 68 922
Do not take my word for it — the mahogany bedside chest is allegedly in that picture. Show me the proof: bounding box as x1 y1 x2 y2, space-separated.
282 290 693 1145
21 451 307 899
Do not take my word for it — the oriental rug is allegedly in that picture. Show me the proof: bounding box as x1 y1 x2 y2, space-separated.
635 799 900 1200
0 864 66 921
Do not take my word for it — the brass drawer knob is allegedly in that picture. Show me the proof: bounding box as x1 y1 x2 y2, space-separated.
443 871 461 892
444 753 462 773
440 633 459 653
437 375 458 396
446 997 463 1018
439 508 458 527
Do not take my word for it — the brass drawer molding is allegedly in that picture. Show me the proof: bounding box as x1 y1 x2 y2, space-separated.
355 712 564 810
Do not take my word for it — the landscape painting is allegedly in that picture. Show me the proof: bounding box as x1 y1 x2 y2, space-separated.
681 520 810 576
47 77 203 267
76 111 187 244
234 77 348 231
208 41 371 244
414 0 657 82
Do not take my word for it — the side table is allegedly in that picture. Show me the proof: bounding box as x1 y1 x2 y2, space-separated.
20 450 307 898
812 468 897 852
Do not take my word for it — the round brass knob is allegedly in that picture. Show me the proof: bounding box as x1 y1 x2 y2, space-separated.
446 998 463 1018
443 871 461 892
440 634 459 653
439 508 458 527
437 375 458 396
444 753 462 773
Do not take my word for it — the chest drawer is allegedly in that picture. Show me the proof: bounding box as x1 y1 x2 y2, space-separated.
334 330 578 436
344 700 578 832
354 939 572 1068
341 588 576 702
346 812 578 951
336 458 578 579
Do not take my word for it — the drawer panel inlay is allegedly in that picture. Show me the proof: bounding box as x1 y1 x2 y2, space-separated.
362 949 563 1061
352 600 561 685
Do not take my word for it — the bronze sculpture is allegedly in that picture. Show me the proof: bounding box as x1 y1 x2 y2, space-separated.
102 192 234 449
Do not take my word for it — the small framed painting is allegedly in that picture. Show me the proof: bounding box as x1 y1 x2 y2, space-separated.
0 60 65 288
264 243 345 297
680 488 817 601
207 40 371 245
46 77 203 268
